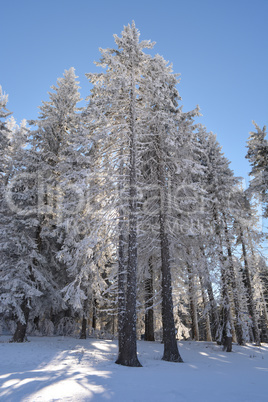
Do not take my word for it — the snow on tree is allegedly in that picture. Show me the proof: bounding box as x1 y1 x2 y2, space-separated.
85 21 157 367
28 68 86 333
234 189 268 343
1 26 267 356
136 54 201 361
246 122 268 216
0 114 63 342
0 86 12 199
194 127 252 349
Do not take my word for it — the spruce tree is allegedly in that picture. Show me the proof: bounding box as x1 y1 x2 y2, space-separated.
85 22 155 366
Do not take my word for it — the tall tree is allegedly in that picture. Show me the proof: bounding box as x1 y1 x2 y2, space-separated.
29 68 84 332
138 54 201 361
85 22 156 366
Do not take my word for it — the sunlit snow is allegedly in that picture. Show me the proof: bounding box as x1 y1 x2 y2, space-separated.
0 336 267 401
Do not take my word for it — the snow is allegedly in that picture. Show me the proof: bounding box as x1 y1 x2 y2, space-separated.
0 336 267 402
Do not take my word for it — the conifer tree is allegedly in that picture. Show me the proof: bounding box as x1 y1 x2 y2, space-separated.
29 68 84 332
0 116 60 342
85 22 155 366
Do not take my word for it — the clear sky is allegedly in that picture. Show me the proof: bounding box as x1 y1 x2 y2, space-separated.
1 0 267 183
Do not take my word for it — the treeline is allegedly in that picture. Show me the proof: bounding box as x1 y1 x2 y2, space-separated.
0 23 267 366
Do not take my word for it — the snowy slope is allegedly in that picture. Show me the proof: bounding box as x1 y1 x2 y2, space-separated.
0 336 267 402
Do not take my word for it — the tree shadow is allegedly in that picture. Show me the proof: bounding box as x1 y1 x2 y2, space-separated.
0 337 116 401
0 368 112 401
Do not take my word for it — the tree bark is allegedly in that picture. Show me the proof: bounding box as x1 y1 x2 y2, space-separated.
144 256 155 341
116 147 127 359
92 298 97 331
220 266 233 352
159 212 183 362
80 316 87 339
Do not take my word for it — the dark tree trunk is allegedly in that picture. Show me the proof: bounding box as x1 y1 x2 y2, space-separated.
92 298 97 331
155 127 182 363
116 204 127 358
220 270 233 352
116 214 141 366
222 324 232 352
160 213 183 362
80 316 87 339
12 299 30 343
144 256 155 341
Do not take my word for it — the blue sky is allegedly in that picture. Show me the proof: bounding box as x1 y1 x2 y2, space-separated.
1 0 267 183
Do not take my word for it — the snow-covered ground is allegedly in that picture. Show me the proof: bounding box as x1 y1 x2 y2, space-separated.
0 336 267 402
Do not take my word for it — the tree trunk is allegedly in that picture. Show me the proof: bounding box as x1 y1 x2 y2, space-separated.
220 268 233 352
186 260 199 341
80 316 87 339
144 256 155 341
159 212 183 362
205 274 219 340
116 219 127 357
116 149 127 359
222 321 232 352
92 298 97 331
12 299 30 342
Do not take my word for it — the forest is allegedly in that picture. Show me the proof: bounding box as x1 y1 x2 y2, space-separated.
0 22 267 367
